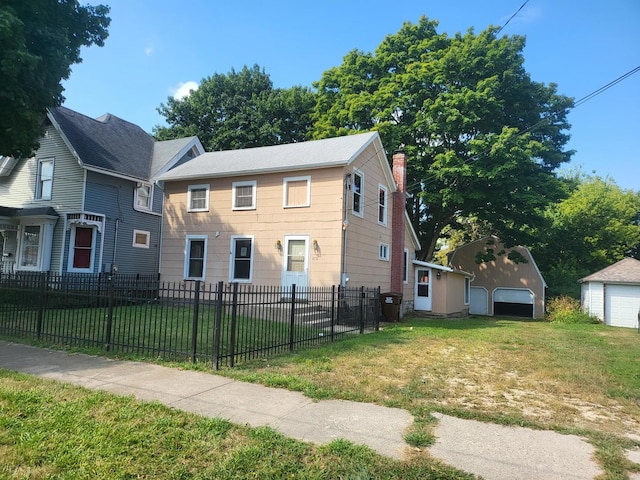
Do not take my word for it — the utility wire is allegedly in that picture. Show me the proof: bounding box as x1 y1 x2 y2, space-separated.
573 65 640 107
496 0 530 35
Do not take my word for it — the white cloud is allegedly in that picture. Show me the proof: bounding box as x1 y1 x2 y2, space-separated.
171 81 199 100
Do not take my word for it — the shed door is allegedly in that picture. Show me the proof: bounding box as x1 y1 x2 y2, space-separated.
493 288 534 318
605 284 640 328
414 269 432 311
470 287 488 315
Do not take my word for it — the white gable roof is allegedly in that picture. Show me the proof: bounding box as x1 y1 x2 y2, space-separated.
158 131 379 181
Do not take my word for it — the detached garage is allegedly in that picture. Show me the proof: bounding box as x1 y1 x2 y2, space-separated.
580 257 640 329
448 236 547 319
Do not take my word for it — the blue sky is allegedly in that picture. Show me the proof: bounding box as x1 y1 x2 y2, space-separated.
62 0 640 190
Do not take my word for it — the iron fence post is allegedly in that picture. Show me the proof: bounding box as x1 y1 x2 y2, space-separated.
104 273 115 351
190 280 201 363
289 284 296 351
359 286 365 334
36 272 48 340
375 286 381 331
229 282 238 367
212 281 224 370
330 285 336 341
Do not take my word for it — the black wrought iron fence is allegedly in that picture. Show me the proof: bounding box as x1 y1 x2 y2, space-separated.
0 272 380 368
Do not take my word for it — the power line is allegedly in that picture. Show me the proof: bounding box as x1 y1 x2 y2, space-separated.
496 0 530 35
573 65 640 107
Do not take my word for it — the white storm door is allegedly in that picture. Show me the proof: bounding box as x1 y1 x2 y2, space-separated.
414 268 432 311
282 236 309 290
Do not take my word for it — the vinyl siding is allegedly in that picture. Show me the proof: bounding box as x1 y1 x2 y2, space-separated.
161 168 344 285
84 171 162 274
343 142 394 291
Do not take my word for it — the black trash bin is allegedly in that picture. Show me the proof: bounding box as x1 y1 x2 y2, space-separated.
380 292 403 322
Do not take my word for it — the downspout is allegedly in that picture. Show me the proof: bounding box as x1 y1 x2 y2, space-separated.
341 173 352 287
112 218 119 268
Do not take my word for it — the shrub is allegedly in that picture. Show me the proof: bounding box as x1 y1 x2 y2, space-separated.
546 295 601 324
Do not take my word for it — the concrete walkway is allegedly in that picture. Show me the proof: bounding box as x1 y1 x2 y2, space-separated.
0 341 604 479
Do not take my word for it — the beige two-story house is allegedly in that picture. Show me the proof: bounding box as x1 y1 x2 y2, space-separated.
158 131 420 313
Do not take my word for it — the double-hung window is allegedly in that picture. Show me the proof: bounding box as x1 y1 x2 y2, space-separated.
352 169 363 217
283 176 310 208
188 184 210 212
135 183 152 211
379 243 390 261
378 184 388 226
19 225 41 268
230 236 253 282
36 158 54 200
184 235 207 280
68 226 95 272
232 181 256 210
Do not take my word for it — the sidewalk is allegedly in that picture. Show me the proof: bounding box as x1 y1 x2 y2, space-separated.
0 341 603 479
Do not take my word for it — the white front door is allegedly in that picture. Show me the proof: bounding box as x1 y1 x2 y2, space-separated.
281 236 309 291
414 268 432 311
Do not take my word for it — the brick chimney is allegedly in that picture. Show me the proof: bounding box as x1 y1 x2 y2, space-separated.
390 149 406 293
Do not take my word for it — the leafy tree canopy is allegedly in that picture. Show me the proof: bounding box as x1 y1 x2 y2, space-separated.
533 176 640 297
312 16 574 260
0 0 110 158
154 65 316 150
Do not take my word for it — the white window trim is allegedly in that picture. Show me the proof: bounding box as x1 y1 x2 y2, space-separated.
67 225 97 273
187 184 210 212
379 243 390 261
378 184 388 226
16 220 55 272
282 176 311 208
464 277 471 305
184 235 207 281
403 248 410 284
352 169 364 217
229 235 254 283
232 180 257 210
36 157 54 200
132 229 150 249
17 224 43 271
134 182 153 212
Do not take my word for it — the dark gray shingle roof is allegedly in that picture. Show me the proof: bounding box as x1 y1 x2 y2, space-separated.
49 106 155 180
580 257 640 283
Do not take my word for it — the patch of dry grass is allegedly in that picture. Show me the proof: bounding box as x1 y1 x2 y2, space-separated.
224 318 640 439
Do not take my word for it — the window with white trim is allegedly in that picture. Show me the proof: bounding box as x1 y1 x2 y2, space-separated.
184 235 207 280
403 248 409 283
188 184 210 212
378 184 388 225
19 225 41 268
133 230 150 248
379 243 390 261
67 226 96 272
135 183 152 211
230 236 254 282
232 180 256 210
283 176 310 208
352 169 363 217
36 158 54 200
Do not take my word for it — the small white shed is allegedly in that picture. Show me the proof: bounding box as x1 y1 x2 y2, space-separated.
580 257 640 329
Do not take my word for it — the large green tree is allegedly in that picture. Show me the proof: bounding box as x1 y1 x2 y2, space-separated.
154 65 316 150
533 177 640 297
0 0 110 158
312 17 573 260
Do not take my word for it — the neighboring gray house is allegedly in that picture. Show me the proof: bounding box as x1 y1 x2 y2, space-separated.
0 106 204 275
580 257 640 329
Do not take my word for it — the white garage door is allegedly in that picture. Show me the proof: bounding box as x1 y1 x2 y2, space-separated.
494 289 534 304
470 287 488 315
605 284 640 328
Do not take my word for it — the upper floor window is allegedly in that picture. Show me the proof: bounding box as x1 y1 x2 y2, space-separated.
135 183 152 211
378 184 388 226
188 184 210 212
36 158 54 200
232 180 256 210
283 176 310 208
352 169 363 217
